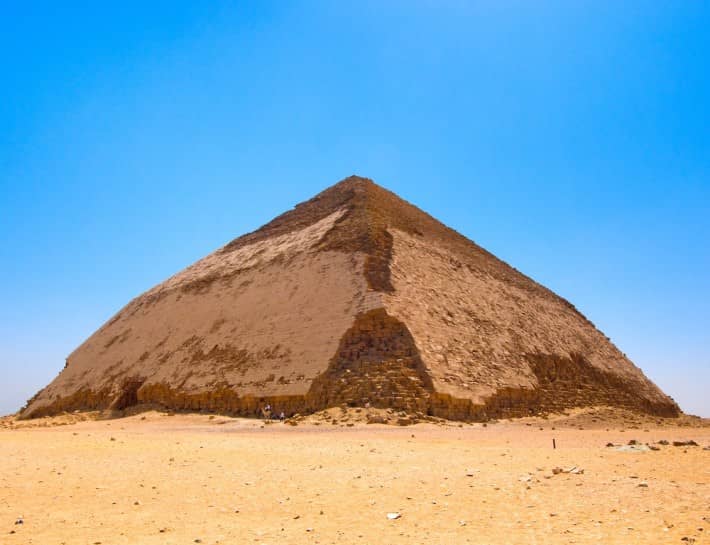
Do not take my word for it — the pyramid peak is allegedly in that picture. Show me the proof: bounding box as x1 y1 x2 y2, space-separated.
310 175 384 203
221 176 396 253
222 176 533 292
333 174 376 187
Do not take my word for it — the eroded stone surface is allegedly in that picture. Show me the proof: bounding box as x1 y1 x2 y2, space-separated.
308 308 433 413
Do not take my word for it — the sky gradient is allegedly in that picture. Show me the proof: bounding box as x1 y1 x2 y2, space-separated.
1 2 708 416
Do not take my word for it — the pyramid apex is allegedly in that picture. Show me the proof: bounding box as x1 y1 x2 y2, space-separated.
338 174 376 185
325 175 378 193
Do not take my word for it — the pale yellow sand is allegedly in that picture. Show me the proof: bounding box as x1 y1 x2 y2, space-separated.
2 409 708 544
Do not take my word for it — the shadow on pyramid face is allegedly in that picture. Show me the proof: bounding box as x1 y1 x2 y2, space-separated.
306 308 434 414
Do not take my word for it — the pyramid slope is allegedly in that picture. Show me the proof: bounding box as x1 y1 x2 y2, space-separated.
21 177 679 419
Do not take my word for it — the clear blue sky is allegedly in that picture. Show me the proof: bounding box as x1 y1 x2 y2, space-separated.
1 2 708 416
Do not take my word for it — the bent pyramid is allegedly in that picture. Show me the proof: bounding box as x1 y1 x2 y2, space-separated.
22 176 679 419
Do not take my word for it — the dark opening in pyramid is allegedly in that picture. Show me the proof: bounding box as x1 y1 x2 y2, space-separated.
21 176 679 419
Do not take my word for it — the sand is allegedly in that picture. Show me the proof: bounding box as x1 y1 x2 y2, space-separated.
2 408 708 544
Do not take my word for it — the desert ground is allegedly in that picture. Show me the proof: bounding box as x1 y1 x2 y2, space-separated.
2 407 708 545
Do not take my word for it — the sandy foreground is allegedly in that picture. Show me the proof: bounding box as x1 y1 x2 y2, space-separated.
1 408 708 545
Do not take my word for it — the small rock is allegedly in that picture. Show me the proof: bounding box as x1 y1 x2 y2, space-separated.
614 444 650 452
387 512 402 520
673 440 698 447
552 466 583 475
638 482 649 487
14 518 23 525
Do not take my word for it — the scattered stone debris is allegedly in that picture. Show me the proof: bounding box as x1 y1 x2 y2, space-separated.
658 439 669 445
387 512 402 520
366 414 389 425
613 444 650 452
552 466 584 475
611 440 662 451
14 518 23 525
673 440 698 447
